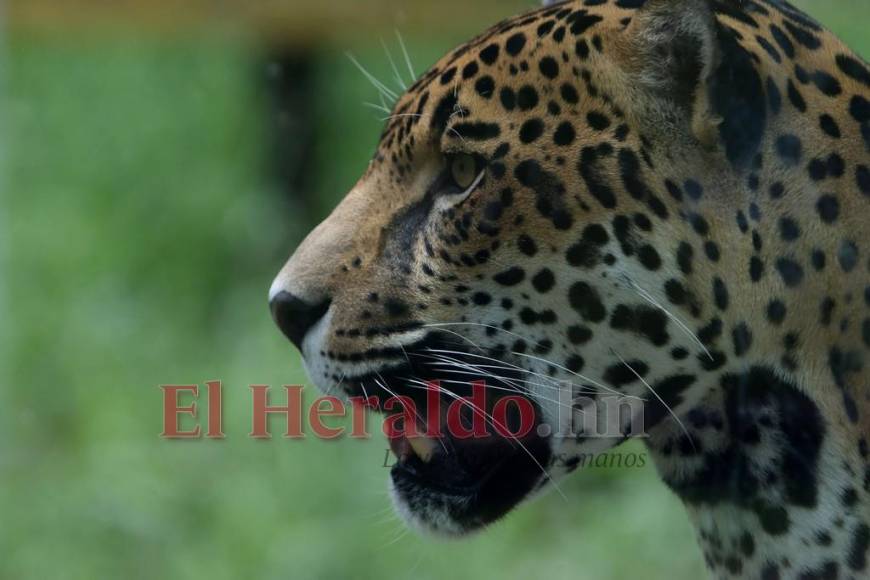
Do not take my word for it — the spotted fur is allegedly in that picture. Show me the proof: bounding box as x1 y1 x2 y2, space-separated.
271 0 870 577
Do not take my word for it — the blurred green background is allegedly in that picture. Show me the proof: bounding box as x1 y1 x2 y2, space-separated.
1 1 867 579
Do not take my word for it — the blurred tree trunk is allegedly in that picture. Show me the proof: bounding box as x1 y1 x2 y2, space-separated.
262 50 319 231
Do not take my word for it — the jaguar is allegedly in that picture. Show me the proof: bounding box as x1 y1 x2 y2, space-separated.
269 0 870 577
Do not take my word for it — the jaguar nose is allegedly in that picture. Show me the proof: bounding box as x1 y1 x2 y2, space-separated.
269 291 331 350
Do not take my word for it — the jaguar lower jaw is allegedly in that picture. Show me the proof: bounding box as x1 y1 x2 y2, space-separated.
381 398 553 536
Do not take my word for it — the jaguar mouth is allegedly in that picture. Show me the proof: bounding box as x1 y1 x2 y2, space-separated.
347 342 553 535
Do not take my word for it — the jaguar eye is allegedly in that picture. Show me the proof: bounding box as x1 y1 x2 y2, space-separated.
449 153 479 191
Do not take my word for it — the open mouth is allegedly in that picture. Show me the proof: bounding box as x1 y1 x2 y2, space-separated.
346 341 553 534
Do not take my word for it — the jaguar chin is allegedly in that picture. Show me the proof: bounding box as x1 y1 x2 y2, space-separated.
384 379 553 537
271 0 869 576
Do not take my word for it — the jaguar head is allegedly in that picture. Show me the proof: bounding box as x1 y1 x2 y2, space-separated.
271 0 734 535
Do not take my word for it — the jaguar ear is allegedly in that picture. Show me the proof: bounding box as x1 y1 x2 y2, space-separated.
624 0 721 147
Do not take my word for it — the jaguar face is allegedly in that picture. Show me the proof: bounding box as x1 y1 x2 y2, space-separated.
270 0 728 535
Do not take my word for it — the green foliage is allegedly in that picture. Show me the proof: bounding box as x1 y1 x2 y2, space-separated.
2 5 867 577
